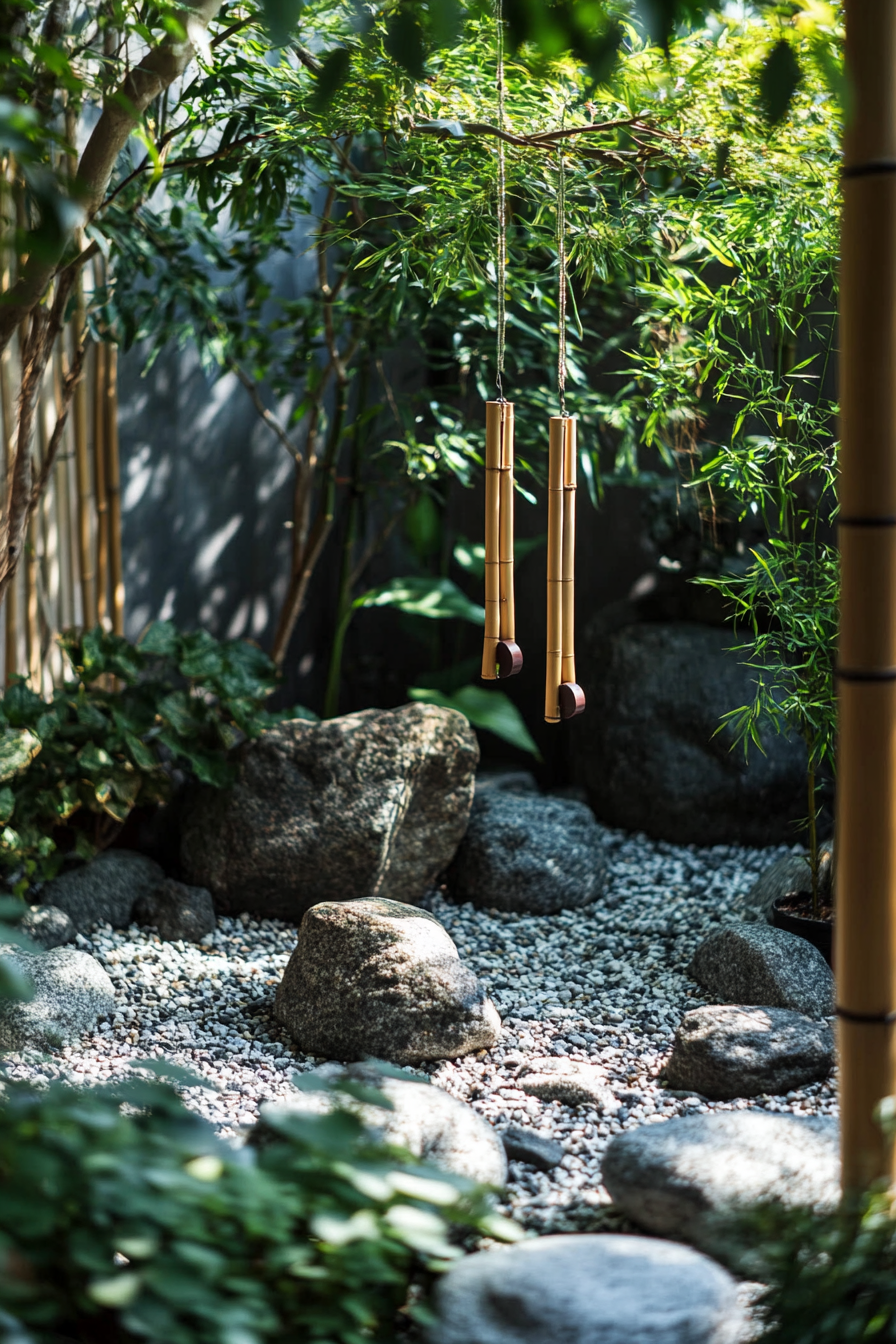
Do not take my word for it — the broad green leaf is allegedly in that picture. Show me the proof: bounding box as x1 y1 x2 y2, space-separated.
408 685 541 759
138 621 179 658
0 728 40 782
354 577 484 625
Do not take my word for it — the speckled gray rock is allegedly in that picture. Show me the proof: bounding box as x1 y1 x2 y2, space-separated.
274 898 500 1063
41 850 164 931
518 1057 619 1111
0 946 116 1048
181 704 479 919
571 622 807 846
430 1233 745 1344
500 1126 563 1172
688 924 834 1018
263 1063 506 1185
665 1004 834 1100
602 1111 839 1254
20 904 76 949
738 843 833 922
450 793 609 914
475 771 539 797
133 878 216 942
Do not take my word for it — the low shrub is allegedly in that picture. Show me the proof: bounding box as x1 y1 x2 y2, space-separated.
0 1064 517 1344
0 623 310 892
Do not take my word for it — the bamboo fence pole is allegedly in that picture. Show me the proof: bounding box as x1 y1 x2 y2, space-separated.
836 0 896 1195
73 290 96 630
481 403 502 680
545 417 564 722
53 344 75 632
93 337 109 628
0 341 15 683
104 342 124 636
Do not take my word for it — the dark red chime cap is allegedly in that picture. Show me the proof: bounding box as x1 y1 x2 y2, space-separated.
496 640 523 678
559 682 586 719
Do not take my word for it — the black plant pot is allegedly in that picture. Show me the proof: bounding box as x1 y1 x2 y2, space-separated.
772 896 833 967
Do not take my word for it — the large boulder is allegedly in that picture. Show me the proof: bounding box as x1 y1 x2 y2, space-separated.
181 704 479 920
430 1234 744 1344
665 1004 834 1100
688 924 834 1019
450 793 609 914
261 1063 506 1186
570 622 807 846
274 898 500 1063
601 1111 839 1255
0 947 116 1049
41 850 164 931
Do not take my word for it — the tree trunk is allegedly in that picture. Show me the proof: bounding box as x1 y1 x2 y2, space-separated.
836 0 896 1195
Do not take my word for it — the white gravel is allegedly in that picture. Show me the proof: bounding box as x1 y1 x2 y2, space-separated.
0 824 837 1233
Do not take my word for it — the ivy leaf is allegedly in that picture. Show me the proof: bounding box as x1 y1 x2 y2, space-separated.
0 729 40 783
138 621 179 658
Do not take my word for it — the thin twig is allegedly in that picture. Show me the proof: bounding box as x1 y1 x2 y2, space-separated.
227 358 302 463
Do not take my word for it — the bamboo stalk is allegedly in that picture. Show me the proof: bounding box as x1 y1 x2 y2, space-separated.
836 0 896 1196
561 416 577 686
93 337 109 627
104 342 124 635
53 344 75 632
481 401 502 680
545 417 564 722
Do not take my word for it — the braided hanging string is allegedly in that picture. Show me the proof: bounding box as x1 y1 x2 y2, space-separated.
495 0 506 399
556 148 568 416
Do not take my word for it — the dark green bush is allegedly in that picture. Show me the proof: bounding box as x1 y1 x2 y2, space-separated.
0 1066 516 1344
0 623 310 892
742 1191 896 1342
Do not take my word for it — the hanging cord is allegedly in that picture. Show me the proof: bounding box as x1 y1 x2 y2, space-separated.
556 148 568 416
495 0 506 399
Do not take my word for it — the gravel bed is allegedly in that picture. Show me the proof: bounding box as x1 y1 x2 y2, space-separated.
0 825 837 1234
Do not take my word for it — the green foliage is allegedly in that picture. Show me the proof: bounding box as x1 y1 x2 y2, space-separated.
0 624 297 893
409 684 541 760
739 1189 896 1343
0 1065 518 1344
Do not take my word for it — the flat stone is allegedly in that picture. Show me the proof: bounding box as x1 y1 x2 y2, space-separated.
601 1111 839 1255
430 1233 745 1344
181 703 478 919
571 622 807 846
20 904 76 949
665 1004 834 1100
42 850 165 931
500 1126 564 1172
274 898 500 1063
450 793 609 915
517 1057 619 1110
133 878 216 942
475 771 539 797
0 947 116 1048
261 1063 506 1186
688 924 834 1019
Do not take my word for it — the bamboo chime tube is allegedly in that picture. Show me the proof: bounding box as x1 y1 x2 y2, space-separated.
545 417 564 721
481 400 521 679
545 416 584 723
836 0 896 1195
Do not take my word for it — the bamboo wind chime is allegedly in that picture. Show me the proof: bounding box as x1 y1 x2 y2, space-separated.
545 152 584 724
482 0 522 683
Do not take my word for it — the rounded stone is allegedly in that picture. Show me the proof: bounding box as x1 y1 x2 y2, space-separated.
273 898 500 1063
665 1004 834 1100
429 1233 744 1344
450 792 609 915
688 924 834 1019
41 850 165 931
0 947 116 1049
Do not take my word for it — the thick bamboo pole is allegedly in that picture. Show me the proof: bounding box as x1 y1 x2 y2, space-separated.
105 343 124 636
481 402 502 680
836 0 896 1195
545 418 564 722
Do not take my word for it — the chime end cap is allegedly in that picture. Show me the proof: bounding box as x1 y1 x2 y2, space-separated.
496 640 523 679
559 682 585 719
